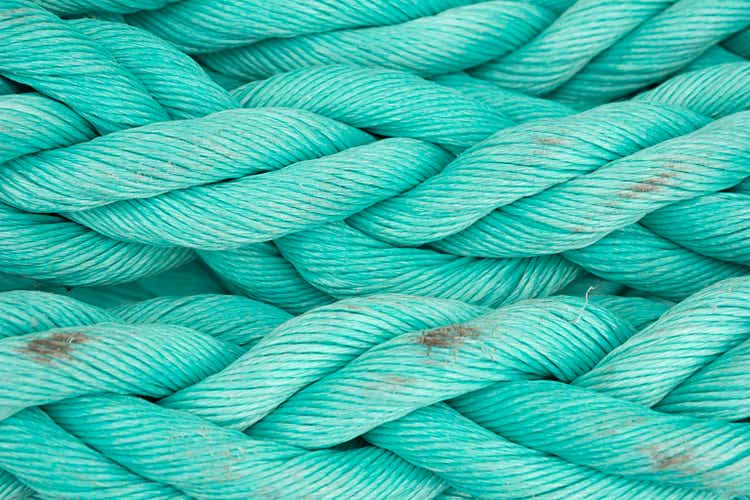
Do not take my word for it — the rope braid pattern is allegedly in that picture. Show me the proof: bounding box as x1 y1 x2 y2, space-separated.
30 0 750 105
3 0 750 313
2 276 750 496
1 2 572 311
3 2 750 496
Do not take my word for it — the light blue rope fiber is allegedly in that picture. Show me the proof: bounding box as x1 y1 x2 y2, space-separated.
3 1 750 312
1 277 748 496
5 1 750 499
0 291 444 498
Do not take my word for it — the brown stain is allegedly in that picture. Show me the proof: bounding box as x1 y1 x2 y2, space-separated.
24 332 88 362
619 171 676 199
418 325 479 349
631 182 660 193
339 304 365 312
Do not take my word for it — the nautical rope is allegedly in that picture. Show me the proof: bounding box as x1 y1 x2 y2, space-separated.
0 277 748 496
2 2 750 311
31 0 750 104
4 1 750 497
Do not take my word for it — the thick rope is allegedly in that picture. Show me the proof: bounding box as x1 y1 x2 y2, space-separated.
4 3 750 312
4 2 750 498
1 277 748 496
3 7 746 310
196 0 750 105
226 62 750 307
0 5 570 308
30 0 749 105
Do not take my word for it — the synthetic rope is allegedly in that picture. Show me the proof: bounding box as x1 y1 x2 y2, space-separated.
1 277 749 496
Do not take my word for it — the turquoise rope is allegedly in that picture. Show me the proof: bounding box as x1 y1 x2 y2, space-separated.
111 293 292 348
128 0 483 53
0 107 372 213
5 2 750 498
0 63 748 304
0 5 231 285
367 403 713 499
27 0 746 103
198 0 750 104
2 1 750 309
0 1 168 133
0 291 436 497
200 242 335 314
0 6 584 307
1 278 747 496
275 221 580 306
0 3 748 307
431 72 573 121
64 137 449 248
204 62 750 306
0 1 741 304
0 292 447 497
232 65 513 152
199 2 555 79
0 258 225 309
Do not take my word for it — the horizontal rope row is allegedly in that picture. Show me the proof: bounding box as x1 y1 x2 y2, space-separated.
0 276 748 496
2 14 750 310
4 2 750 498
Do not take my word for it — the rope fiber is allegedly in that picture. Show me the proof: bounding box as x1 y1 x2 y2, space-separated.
2 0 750 497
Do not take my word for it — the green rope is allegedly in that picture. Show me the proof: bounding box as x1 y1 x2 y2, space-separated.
2 1 750 497
2 2 750 309
1 278 748 496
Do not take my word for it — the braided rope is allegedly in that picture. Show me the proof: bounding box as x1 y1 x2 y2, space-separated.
4 4 584 308
197 0 750 104
4 2 750 498
1 276 748 496
2 5 750 309
31 0 747 105
0 291 446 497
3 3 750 310
231 62 750 306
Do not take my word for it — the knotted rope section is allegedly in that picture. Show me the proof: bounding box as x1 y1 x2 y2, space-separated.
0 277 748 497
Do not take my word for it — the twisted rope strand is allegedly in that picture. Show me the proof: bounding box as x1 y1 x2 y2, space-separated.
198 0 750 103
4 2 750 498
0 1 168 133
0 11 588 307
1 279 744 496
3 2 750 308
0 292 448 497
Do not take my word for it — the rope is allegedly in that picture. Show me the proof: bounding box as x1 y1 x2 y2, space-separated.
32 0 749 105
3 3 750 496
1 277 748 496
0 8 749 308
2 3 750 310
226 62 750 307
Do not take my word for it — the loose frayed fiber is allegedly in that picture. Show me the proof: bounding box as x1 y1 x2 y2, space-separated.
2 0 750 497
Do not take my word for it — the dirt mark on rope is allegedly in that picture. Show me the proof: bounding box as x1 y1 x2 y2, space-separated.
24 332 88 362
